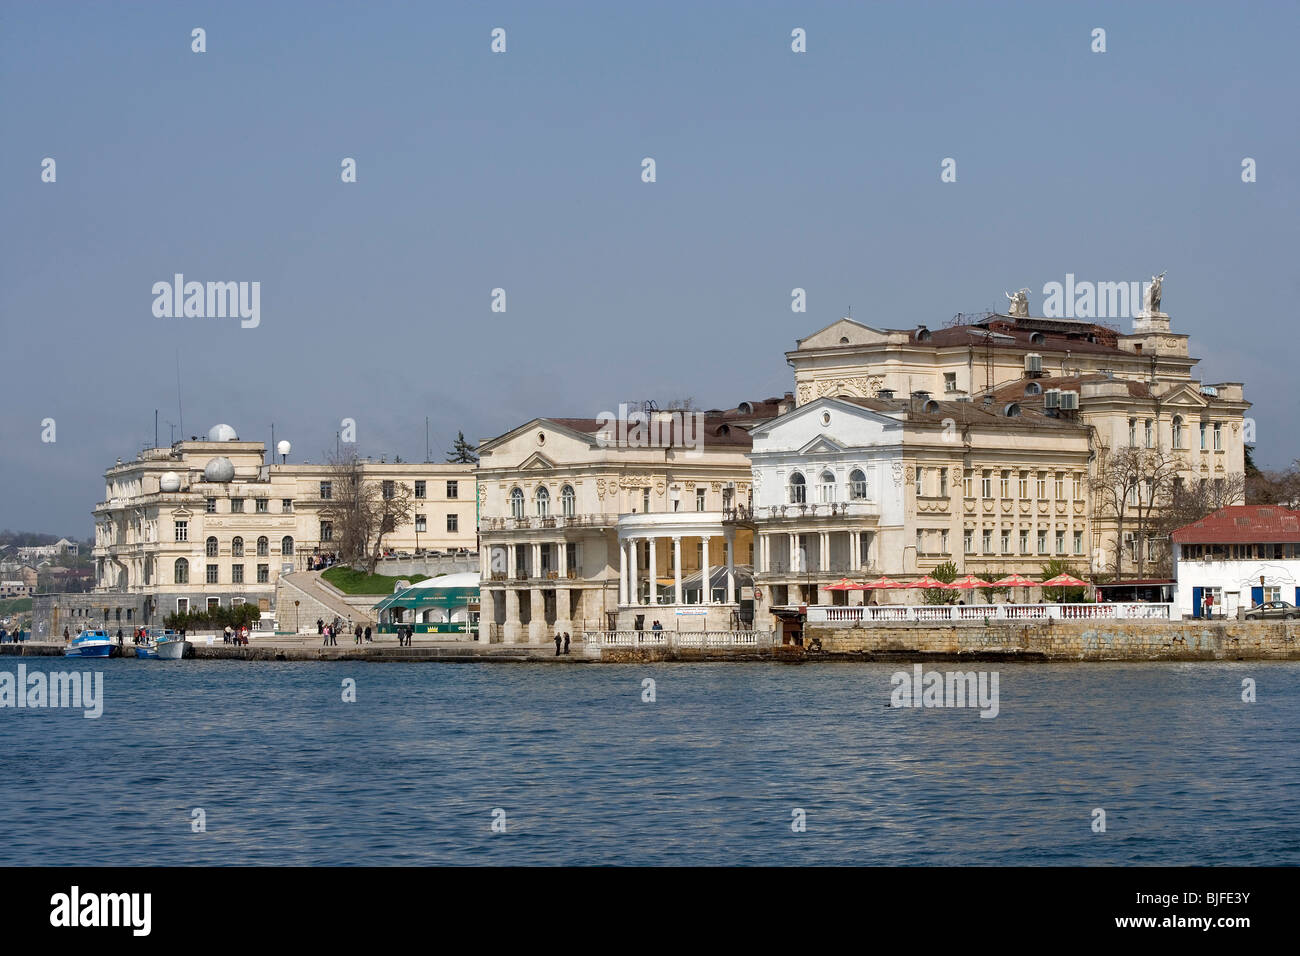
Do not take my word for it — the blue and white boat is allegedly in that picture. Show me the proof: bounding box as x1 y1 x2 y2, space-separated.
65 628 113 658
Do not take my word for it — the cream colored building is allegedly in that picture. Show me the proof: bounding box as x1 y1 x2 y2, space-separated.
476 402 785 643
787 309 1249 580
87 424 476 623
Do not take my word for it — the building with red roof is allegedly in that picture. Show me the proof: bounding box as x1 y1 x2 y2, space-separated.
1171 505 1300 618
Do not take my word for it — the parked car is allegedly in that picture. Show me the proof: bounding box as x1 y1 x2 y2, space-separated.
1245 600 1299 621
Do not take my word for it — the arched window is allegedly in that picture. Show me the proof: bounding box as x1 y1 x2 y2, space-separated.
206 536 218 557
281 536 294 555
232 536 244 557
789 472 807 504
561 485 576 517
510 487 525 519
819 470 836 504
849 469 868 500
257 536 269 556
174 558 189 584
535 486 550 517
1172 415 1184 449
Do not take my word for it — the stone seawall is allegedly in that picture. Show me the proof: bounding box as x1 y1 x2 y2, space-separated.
804 620 1300 661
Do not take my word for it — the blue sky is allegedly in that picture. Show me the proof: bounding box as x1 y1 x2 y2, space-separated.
2 0 1297 535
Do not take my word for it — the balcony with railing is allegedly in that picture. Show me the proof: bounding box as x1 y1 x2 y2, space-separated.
480 513 619 532
805 602 1173 623
728 501 877 524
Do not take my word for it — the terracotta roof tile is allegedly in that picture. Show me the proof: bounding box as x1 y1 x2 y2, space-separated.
1172 505 1300 544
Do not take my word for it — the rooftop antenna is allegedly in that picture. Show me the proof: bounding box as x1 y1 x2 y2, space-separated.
175 349 184 439
425 417 430 463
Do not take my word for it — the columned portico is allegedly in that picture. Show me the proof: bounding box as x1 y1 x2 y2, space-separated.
673 536 683 605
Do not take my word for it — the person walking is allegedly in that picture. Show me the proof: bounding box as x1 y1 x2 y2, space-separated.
554 632 562 656
364 625 372 644
355 622 363 645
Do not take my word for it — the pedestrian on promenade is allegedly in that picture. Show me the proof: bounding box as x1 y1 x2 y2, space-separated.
554 632 562 656
364 625 372 643
317 618 324 635
63 626 70 643
354 622 362 645
563 632 570 655
116 629 123 647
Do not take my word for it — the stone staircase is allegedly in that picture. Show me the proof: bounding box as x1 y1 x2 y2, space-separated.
275 571 375 632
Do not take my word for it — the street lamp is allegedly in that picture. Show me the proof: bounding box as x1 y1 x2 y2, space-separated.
294 599 300 633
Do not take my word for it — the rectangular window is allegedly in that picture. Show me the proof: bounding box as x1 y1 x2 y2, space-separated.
964 470 973 498
916 530 924 555
446 481 459 499
175 521 187 542
256 497 268 513
1037 472 1047 499
1055 531 1066 555
964 530 973 554
230 498 244 513
320 521 333 542
257 564 269 583
1213 423 1222 451
643 488 651 513
282 499 293 513
176 598 189 614
697 487 706 511
1037 530 1048 555
414 481 426 499
1073 473 1084 500
566 542 578 574
232 564 244 584
1199 422 1207 450
206 498 217 513
944 371 957 392
1019 530 1029 554
1001 530 1011 554
1144 419 1153 448
982 530 993 554
206 564 218 584
981 470 992 498
1128 418 1137 446
939 470 948 498
207 597 220 612
415 515 426 533
1054 472 1064 500
382 481 395 500
320 481 332 499
1019 471 1029 499
915 468 924 499
940 529 949 554
1073 531 1083 555
1000 470 1010 498
447 514 458 533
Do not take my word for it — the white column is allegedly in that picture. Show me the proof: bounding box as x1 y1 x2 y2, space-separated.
673 536 683 605
558 539 567 576
849 531 858 571
532 542 542 578
628 538 638 605
701 535 712 604
725 532 735 604
648 536 658 606
508 543 517 579
619 539 628 605
820 531 829 572
788 533 798 574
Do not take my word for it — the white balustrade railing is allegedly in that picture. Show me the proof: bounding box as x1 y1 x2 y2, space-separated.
805 603 1172 623
583 629 775 648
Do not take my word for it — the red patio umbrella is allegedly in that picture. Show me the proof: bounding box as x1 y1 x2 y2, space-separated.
992 573 1039 588
905 574 952 589
860 575 903 589
824 577 870 591
1040 572 1089 588
946 573 994 590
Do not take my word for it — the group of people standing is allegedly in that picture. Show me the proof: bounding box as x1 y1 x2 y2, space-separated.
0 626 22 643
317 616 373 646
554 631 571 655
222 625 250 645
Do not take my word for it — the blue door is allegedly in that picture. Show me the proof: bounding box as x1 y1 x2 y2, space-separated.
1251 586 1264 609
1191 586 1203 619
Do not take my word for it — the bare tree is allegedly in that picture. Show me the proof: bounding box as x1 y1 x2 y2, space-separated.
1090 446 1183 579
322 451 414 574
367 480 413 573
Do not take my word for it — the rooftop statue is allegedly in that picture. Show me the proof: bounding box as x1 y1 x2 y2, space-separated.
1005 288 1030 317
1144 271 1167 314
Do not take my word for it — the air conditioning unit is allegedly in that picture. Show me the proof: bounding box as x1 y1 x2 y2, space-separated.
1044 389 1062 409
1059 391 1079 411
1024 353 1042 375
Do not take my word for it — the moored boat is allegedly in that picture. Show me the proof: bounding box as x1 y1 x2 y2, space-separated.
136 627 187 660
65 628 113 658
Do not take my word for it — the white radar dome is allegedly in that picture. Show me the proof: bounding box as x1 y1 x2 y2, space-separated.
204 457 236 482
277 440 292 456
208 423 238 442
159 472 181 493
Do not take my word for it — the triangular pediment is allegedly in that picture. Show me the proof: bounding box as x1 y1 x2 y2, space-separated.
518 452 557 471
798 435 847 456
795 317 893 350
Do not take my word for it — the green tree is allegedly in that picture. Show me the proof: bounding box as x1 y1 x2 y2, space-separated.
921 560 959 605
447 431 479 464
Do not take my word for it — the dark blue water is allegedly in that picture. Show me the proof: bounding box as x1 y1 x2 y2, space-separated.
1 660 1297 865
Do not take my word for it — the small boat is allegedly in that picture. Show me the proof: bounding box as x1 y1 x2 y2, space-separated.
65 628 113 658
136 627 187 660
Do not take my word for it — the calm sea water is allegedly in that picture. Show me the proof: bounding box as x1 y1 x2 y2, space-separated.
1 660 1297 865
